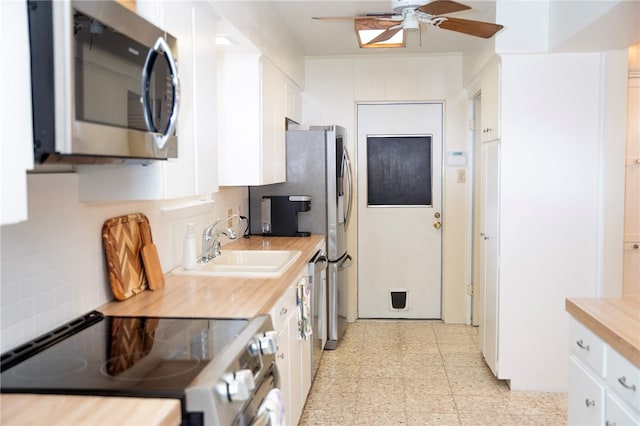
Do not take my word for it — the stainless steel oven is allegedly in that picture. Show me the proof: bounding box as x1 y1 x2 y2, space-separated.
27 0 179 164
1 312 283 426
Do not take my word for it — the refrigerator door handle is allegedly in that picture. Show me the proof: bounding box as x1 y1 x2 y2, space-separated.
343 149 353 226
337 254 353 271
311 250 328 273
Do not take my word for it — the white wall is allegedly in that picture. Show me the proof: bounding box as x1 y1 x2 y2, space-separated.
303 53 470 323
497 51 628 391
212 1 305 87
0 174 247 353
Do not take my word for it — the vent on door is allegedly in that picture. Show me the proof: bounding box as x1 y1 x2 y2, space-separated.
389 290 408 311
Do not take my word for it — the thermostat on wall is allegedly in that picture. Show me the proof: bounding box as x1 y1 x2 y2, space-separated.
447 151 467 166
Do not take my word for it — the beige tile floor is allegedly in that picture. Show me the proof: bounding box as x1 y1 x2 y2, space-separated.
299 320 567 425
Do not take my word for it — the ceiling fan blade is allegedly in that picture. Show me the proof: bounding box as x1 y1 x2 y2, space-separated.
436 16 504 38
417 0 471 16
313 13 396 22
313 16 372 22
364 26 403 45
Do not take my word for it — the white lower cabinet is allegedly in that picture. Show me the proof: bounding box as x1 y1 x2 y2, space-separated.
607 393 639 426
568 316 640 426
270 273 312 426
568 356 605 425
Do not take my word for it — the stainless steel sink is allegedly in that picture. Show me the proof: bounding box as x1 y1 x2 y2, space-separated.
173 250 302 278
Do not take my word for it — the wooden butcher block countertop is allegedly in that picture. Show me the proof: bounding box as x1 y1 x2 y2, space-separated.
1 394 181 426
2 236 324 426
566 296 640 368
98 235 325 318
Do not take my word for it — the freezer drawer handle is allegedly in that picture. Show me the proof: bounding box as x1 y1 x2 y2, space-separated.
576 339 590 351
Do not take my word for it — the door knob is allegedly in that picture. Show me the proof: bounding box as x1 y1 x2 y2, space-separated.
433 221 441 230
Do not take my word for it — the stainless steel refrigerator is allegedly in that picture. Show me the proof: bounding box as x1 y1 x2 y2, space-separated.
249 125 353 350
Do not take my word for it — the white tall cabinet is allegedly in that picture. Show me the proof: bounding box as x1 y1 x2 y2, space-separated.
475 58 502 376
623 72 640 295
475 52 628 391
478 139 500 376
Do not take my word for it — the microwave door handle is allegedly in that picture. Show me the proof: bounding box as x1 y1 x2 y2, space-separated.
141 37 179 150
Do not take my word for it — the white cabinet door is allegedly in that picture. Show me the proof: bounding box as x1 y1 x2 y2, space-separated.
623 75 639 295
1 0 34 224
285 78 302 124
480 60 500 142
77 1 218 201
275 313 292 426
606 392 640 426
288 277 312 424
260 58 286 185
568 356 605 426
218 55 287 186
479 140 500 375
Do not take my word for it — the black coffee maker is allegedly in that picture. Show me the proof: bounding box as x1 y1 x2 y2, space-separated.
261 195 311 237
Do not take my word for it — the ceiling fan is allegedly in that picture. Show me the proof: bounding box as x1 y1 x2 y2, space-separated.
313 0 504 48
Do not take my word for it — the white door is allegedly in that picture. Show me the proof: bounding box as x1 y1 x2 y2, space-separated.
479 140 500 375
357 102 443 319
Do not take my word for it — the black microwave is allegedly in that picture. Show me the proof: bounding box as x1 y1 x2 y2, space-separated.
27 0 179 164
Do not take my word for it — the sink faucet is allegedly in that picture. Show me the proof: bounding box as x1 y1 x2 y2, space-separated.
201 217 242 263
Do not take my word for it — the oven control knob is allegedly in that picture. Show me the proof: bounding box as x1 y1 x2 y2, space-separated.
258 331 279 355
227 378 250 402
214 369 255 403
234 369 255 391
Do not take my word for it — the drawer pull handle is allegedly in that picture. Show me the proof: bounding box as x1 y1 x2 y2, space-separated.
617 376 637 392
280 307 288 316
576 339 590 351
585 399 596 407
605 421 616 426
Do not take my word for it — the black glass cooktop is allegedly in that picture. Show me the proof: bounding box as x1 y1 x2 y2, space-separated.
0 311 248 397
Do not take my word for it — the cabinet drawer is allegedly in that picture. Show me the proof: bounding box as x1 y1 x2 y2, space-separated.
270 287 296 331
569 317 606 377
606 392 640 426
569 356 605 425
607 346 640 412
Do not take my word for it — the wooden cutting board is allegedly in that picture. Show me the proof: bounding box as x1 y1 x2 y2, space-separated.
139 221 165 291
102 213 149 300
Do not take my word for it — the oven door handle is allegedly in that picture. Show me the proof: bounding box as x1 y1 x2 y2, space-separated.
253 388 285 426
141 37 179 150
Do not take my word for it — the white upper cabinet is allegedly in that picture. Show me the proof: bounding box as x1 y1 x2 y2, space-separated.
77 1 218 201
218 54 300 186
1 1 34 225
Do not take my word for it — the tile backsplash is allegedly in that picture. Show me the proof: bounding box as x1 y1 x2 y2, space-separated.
0 173 247 353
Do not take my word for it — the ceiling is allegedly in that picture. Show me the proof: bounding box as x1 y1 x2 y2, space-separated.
215 1 501 56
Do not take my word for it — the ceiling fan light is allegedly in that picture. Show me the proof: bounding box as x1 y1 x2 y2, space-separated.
356 28 405 48
402 13 420 30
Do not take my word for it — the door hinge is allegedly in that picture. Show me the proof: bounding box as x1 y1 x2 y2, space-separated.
467 283 475 296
